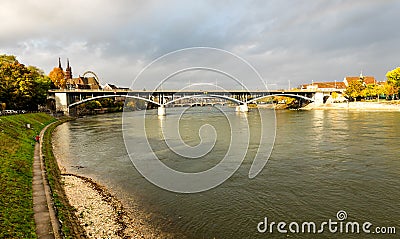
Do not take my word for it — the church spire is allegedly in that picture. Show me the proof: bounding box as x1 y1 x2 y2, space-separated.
359 70 365 82
58 57 63 70
65 58 72 80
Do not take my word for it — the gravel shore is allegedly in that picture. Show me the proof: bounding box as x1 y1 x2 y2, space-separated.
51 121 185 238
61 173 170 238
62 175 123 238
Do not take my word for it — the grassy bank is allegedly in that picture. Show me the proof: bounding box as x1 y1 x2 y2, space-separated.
0 113 55 238
41 117 87 238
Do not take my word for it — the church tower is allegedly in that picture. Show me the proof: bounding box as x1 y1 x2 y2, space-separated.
65 58 72 80
58 57 63 71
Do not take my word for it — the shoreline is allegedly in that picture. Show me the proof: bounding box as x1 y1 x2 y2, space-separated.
61 173 126 238
59 172 169 238
57 162 165 238
51 122 171 238
256 101 400 111
301 102 400 111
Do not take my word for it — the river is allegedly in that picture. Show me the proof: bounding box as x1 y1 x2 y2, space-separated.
52 108 400 238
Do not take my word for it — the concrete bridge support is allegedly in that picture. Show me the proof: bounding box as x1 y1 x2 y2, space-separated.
158 105 166 116
54 92 69 115
235 103 249 112
312 92 332 106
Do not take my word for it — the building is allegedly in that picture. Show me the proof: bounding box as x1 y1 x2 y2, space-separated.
66 76 101 90
300 81 346 92
300 72 377 91
102 83 130 91
102 83 118 90
56 58 101 90
344 72 376 86
65 59 72 80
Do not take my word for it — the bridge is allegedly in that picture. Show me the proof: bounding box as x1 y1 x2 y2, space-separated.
47 88 330 115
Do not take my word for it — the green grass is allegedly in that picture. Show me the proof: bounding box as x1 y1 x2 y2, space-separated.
1 113 87 238
0 113 55 239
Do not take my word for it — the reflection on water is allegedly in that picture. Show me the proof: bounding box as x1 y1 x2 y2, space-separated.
53 109 400 238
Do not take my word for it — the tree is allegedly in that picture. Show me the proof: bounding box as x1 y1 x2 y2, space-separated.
331 92 339 102
0 55 17 64
49 67 65 89
386 67 400 87
344 80 366 101
84 100 102 110
385 67 400 99
0 54 51 110
382 82 397 100
99 98 114 108
361 84 378 100
28 66 52 108
0 58 31 109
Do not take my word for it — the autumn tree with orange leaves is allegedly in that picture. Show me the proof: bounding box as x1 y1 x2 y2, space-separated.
49 67 65 89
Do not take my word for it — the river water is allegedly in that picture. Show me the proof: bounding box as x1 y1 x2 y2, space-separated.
52 108 400 238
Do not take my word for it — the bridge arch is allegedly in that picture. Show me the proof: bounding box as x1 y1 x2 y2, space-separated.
68 94 161 109
246 94 314 104
165 94 244 106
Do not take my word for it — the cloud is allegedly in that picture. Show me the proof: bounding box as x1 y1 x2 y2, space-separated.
1 0 399 89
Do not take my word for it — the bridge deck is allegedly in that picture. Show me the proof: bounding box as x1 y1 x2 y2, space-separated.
48 89 320 94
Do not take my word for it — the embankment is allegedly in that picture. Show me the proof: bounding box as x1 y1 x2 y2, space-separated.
41 117 88 238
0 113 54 238
302 101 400 111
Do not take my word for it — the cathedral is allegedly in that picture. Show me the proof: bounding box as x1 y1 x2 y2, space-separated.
57 58 101 90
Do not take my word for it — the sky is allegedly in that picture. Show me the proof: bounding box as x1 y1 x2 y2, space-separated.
1 0 400 90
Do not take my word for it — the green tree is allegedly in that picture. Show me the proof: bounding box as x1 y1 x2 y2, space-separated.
344 80 366 101
0 58 31 109
361 84 379 100
84 100 102 110
386 67 400 87
385 67 400 99
28 66 52 108
382 82 397 100
0 55 17 63
99 98 114 108
0 54 51 110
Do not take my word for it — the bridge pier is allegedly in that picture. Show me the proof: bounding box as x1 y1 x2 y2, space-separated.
158 105 166 116
235 103 249 112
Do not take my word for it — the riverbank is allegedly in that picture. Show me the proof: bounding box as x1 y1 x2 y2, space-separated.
51 120 171 238
256 101 400 111
0 113 55 238
59 173 163 238
61 174 125 238
302 101 400 111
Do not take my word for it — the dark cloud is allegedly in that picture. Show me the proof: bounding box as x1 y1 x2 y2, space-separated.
1 0 399 89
